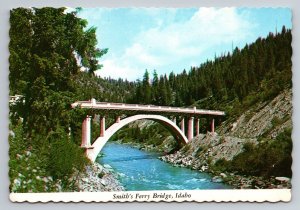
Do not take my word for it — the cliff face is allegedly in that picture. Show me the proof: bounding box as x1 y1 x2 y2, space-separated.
218 88 292 139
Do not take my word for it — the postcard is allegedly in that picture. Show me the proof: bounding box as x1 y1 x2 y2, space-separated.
8 7 292 202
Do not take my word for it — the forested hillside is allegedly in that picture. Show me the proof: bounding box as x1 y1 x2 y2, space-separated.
129 27 292 118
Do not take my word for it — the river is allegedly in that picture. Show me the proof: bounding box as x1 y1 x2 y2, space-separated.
97 142 230 191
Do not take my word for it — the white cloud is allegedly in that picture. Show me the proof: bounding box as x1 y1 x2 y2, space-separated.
98 8 254 80
124 43 164 66
96 59 142 81
133 8 252 59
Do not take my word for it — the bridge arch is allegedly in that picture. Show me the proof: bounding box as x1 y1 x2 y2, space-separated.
86 114 188 162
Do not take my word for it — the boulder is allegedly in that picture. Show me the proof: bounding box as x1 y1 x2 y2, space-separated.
211 176 223 183
100 179 107 186
275 177 290 182
220 173 227 178
201 165 208 172
103 164 114 172
103 164 112 169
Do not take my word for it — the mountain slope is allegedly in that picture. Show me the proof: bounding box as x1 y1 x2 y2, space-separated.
160 88 292 189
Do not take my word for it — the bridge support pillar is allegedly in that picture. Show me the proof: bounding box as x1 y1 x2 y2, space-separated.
172 117 177 125
196 118 200 136
100 116 106 137
180 118 185 134
116 116 121 123
211 118 215 133
81 115 92 148
188 117 194 141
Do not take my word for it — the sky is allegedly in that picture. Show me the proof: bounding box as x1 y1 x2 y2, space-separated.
75 8 292 81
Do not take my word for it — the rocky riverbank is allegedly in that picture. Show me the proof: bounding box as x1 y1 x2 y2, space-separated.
75 162 124 192
160 146 291 189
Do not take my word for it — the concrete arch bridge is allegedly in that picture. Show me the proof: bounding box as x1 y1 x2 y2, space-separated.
71 99 225 162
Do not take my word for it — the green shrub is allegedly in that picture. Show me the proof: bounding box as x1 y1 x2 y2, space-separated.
9 122 27 160
271 116 284 127
47 128 88 182
243 141 255 152
213 158 230 172
228 128 292 177
9 122 64 192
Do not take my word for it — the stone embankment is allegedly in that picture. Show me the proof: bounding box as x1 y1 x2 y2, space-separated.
76 162 124 192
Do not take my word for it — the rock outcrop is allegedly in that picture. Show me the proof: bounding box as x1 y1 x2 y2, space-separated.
218 88 292 139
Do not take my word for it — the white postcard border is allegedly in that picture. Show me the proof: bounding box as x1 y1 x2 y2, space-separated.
10 189 291 203
5 4 295 206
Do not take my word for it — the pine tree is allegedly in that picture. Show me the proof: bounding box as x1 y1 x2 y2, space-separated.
9 7 107 135
142 69 151 104
151 70 159 104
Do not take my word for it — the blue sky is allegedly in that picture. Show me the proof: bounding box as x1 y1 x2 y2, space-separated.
75 8 292 81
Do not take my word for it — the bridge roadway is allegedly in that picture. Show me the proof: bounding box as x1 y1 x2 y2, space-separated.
71 99 225 116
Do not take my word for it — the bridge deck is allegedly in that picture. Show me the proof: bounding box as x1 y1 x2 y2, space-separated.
71 99 225 116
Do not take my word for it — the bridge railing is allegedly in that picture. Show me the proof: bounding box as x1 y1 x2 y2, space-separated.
71 100 225 116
